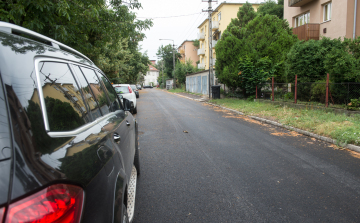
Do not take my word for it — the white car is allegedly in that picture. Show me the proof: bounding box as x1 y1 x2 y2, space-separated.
113 84 137 114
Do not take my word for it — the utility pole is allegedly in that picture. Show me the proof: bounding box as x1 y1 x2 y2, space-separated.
202 0 217 98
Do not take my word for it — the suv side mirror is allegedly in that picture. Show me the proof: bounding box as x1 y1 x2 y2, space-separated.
123 98 131 111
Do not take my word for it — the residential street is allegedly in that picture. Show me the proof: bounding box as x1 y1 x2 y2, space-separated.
133 89 360 223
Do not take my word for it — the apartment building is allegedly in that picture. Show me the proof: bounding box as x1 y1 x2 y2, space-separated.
144 60 159 86
284 0 360 40
197 2 260 70
177 40 199 67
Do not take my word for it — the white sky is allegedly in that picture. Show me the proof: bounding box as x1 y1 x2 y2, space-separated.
132 0 265 61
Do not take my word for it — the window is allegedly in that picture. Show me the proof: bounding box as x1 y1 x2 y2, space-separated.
324 2 332 22
294 12 310 27
218 12 221 21
218 32 222 40
38 62 89 131
71 65 102 120
80 67 110 116
95 71 120 112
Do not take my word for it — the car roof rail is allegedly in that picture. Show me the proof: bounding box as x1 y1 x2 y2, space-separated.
0 21 93 64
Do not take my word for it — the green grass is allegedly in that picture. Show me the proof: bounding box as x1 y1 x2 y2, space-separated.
167 88 186 93
210 98 360 146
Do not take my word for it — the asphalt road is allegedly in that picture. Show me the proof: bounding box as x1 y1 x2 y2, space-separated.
133 89 360 223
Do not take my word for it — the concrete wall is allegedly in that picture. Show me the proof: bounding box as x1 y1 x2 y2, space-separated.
284 0 360 39
186 70 209 95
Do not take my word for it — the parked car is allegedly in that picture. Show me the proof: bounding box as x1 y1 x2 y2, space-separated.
0 21 140 223
136 84 142 90
113 84 137 114
130 85 139 98
143 85 153 89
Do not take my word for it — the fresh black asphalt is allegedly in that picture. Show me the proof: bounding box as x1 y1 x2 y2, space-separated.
133 89 360 223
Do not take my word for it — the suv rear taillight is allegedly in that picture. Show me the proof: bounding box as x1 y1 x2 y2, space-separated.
128 86 133 93
4 184 83 223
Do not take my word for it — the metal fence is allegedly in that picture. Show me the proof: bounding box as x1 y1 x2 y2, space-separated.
258 81 360 109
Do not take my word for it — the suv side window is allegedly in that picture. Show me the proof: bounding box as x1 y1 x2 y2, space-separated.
0 77 11 160
79 67 110 115
95 71 120 111
71 65 102 120
38 62 88 131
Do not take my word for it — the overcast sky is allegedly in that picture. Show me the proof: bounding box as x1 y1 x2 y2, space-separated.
132 0 265 61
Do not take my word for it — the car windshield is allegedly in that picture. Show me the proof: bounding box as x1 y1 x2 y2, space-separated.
114 86 130 94
131 85 137 90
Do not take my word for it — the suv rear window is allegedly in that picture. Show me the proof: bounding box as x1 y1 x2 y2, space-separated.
114 86 130 94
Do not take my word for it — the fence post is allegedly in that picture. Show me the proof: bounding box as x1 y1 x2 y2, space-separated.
256 85 258 99
325 73 329 108
272 77 274 101
295 75 297 104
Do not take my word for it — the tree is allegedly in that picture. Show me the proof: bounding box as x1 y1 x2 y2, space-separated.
0 0 153 83
156 44 181 78
231 2 257 28
257 0 284 19
174 59 199 85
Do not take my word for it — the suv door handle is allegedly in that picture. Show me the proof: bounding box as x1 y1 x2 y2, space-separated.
113 132 121 144
126 120 130 126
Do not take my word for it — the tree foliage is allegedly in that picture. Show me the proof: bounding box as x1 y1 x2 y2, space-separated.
257 0 284 19
156 44 181 78
285 37 360 83
174 59 199 85
0 0 153 83
216 9 298 94
231 2 257 28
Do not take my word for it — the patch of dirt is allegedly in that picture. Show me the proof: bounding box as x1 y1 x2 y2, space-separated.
271 131 302 137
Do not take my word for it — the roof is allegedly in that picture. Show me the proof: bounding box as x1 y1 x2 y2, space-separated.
149 63 159 72
177 40 195 49
197 2 261 28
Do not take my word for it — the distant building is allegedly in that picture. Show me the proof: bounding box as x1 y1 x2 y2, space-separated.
197 2 260 70
144 60 159 86
284 0 360 41
177 40 199 67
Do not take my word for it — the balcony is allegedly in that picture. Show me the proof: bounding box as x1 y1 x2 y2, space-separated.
198 63 205 69
197 48 205 55
179 49 185 54
292 23 320 41
288 0 314 7
212 21 219 30
212 40 217 48
198 32 205 40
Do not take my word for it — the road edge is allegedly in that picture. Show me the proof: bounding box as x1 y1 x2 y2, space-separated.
170 92 360 154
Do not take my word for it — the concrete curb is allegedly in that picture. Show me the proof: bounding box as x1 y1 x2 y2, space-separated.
205 101 360 153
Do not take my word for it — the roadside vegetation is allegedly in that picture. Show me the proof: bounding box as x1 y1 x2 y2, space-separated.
210 98 360 146
0 0 153 84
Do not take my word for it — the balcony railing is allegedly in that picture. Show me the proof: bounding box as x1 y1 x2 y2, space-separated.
212 58 216 65
288 0 314 7
212 40 217 48
212 21 219 30
198 63 205 69
197 48 205 55
198 32 205 40
179 49 185 54
292 23 320 41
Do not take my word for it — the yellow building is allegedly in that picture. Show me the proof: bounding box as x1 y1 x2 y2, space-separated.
197 2 260 70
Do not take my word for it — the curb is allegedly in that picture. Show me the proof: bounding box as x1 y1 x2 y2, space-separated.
204 101 360 153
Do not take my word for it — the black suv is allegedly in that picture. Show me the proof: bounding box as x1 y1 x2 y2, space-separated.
0 22 140 223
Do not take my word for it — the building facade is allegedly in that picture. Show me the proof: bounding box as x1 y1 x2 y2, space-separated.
144 60 159 86
197 3 260 70
177 40 199 67
284 0 360 40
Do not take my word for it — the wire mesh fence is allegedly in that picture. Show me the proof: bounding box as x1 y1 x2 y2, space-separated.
257 82 360 110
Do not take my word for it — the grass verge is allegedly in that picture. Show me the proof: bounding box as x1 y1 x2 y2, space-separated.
210 98 360 146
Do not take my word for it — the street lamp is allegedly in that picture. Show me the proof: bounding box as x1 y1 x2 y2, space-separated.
159 39 176 89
